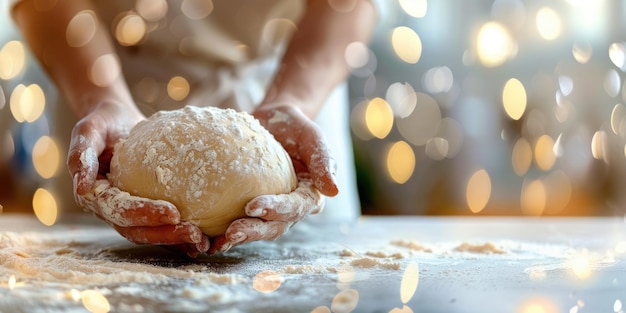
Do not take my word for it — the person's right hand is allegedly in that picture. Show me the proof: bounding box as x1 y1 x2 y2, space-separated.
67 101 209 257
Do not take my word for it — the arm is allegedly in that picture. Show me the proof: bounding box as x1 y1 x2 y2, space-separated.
12 0 208 256
213 0 378 252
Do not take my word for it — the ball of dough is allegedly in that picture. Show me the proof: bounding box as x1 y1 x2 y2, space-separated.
108 106 297 236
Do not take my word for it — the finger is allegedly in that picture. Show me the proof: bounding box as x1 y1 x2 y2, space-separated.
245 179 324 221
68 121 106 195
161 236 210 258
212 218 291 253
76 180 181 227
298 123 339 197
112 222 204 245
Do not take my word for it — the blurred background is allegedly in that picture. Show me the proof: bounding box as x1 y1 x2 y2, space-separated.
2 0 626 224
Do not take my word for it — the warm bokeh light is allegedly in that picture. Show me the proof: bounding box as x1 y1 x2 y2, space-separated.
386 141 415 184
66 10 97 48
32 136 61 179
544 170 572 215
0 40 26 80
534 135 556 171
604 69 621 97
535 7 561 40
476 22 515 67
520 179 546 216
512 138 532 176
423 66 453 94
519 297 559 313
9 84 46 123
609 42 626 71
568 251 592 279
8 275 16 290
81 289 111 313
572 41 592 64
252 271 283 293
89 54 121 87
396 93 441 146
167 76 190 101
611 103 626 136
466 169 491 213
135 0 168 21
400 262 419 304
398 0 427 18
391 26 422 64
32 188 58 226
114 13 147 46
614 299 622 313
591 130 608 161
389 305 414 313
424 137 449 160
311 306 331 313
386 82 416 118
181 0 214 20
330 289 359 313
70 289 82 302
350 99 374 140
365 97 394 139
502 78 527 120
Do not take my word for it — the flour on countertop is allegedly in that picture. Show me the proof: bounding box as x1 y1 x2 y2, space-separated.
390 240 433 253
453 242 507 254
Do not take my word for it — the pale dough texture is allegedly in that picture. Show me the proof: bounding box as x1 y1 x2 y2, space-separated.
108 106 297 236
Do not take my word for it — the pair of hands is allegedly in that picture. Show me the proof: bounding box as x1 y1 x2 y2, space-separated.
69 102 338 257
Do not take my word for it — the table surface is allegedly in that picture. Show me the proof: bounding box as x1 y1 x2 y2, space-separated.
1 214 626 313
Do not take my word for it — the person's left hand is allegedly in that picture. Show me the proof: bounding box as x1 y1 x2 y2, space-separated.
209 105 338 253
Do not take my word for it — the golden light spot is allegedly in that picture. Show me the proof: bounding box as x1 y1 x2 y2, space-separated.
609 42 626 70
534 135 556 171
32 136 60 179
167 76 190 101
466 169 491 214
115 13 146 46
8 275 16 290
391 26 422 64
400 262 419 304
344 41 369 69
81 289 110 313
386 141 415 184
89 54 121 87
615 299 622 313
512 138 532 176
350 99 374 141
568 252 592 279
33 0 58 11
70 289 82 302
181 0 214 20
476 22 515 68
572 41 592 64
32 188 58 226
544 170 572 215
328 0 357 12
311 306 331 313
389 305 415 313
519 298 559 313
136 0 168 21
252 271 283 293
520 179 546 216
9 84 46 123
365 97 394 139
396 93 441 146
502 78 527 120
591 130 608 161
0 41 26 80
262 18 298 48
66 11 97 48
331 289 359 313
399 0 427 18
536 7 561 40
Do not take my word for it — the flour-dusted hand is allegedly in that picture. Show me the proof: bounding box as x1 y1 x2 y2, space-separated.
209 105 336 253
67 101 209 257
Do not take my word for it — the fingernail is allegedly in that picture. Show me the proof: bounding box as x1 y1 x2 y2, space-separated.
220 243 232 253
230 232 246 244
248 208 266 217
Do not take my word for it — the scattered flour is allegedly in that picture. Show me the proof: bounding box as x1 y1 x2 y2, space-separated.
390 240 433 253
350 258 401 270
453 242 507 254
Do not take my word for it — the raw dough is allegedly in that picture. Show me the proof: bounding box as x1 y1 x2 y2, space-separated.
108 106 297 236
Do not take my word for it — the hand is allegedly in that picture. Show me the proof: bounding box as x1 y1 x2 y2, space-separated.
210 105 338 253
67 101 209 257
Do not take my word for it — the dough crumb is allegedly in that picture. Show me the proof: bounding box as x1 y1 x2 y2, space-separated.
338 249 356 257
365 251 405 259
390 240 433 253
281 264 326 274
453 242 507 254
350 257 400 270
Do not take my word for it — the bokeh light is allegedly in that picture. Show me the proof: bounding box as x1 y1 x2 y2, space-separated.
591 130 608 161
398 0 427 18
365 97 394 139
32 188 58 226
0 40 26 80
66 10 97 48
167 76 190 101
423 66 453 94
535 7 561 40
476 22 516 67
345 42 370 69
396 93 441 146
502 78 527 120
9 84 46 123
604 69 621 97
512 138 532 176
80 289 111 313
385 82 416 118
114 12 147 46
400 262 419 304
386 141 415 184
391 26 422 64
89 54 121 87
252 271 283 293
534 135 556 171
520 179 546 216
328 0 358 13
609 42 626 71
181 0 214 20
572 41 592 64
330 289 359 313
135 0 168 21
466 169 491 213
32 136 60 179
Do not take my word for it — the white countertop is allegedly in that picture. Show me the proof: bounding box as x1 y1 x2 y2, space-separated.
1 214 625 313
